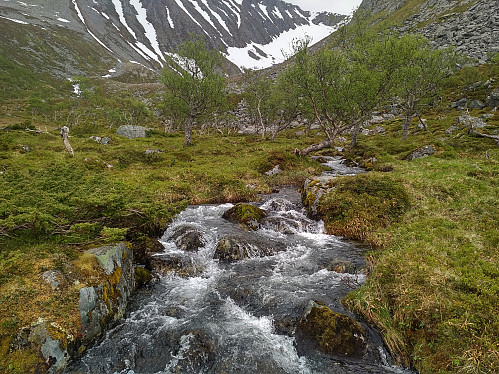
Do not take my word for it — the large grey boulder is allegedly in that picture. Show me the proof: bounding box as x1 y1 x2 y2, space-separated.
451 98 468 110
486 88 499 108
116 125 147 139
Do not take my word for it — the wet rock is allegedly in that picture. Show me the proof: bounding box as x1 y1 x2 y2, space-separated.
486 88 499 108
147 254 202 277
451 98 468 110
168 224 205 252
405 145 435 161
132 236 164 265
326 260 357 274
89 136 111 145
116 125 147 139
295 301 366 357
214 234 286 262
222 203 267 231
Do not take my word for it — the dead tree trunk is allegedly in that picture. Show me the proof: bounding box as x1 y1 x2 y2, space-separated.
299 140 333 156
60 126 74 156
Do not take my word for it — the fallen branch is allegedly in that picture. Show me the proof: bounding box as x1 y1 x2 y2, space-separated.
470 130 499 147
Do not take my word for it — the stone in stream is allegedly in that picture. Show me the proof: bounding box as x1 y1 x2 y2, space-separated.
295 301 367 357
222 203 267 231
168 224 205 252
326 259 357 274
214 233 286 262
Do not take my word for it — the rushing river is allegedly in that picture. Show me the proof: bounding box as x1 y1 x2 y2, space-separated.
65 157 412 374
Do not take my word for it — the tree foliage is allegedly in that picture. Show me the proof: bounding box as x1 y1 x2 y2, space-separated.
161 36 227 146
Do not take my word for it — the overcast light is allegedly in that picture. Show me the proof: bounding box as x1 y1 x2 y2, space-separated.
285 0 363 14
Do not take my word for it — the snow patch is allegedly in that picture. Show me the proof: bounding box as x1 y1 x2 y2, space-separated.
0 15 28 24
165 6 174 28
129 0 164 66
226 22 336 70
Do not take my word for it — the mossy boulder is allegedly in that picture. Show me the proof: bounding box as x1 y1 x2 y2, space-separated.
295 301 366 357
222 203 266 231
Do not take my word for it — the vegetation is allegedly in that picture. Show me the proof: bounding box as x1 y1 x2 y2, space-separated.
1 7 498 373
161 36 228 146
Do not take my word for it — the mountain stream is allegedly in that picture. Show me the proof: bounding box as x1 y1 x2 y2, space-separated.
65 157 413 374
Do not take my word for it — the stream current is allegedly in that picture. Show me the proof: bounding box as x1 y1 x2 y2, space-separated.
65 157 413 374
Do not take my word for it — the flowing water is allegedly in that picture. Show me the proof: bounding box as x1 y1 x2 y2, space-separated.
65 157 413 374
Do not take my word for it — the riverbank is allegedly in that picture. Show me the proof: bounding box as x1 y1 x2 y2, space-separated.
309 110 498 373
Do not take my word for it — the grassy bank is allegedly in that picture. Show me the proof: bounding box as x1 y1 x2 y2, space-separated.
315 109 498 373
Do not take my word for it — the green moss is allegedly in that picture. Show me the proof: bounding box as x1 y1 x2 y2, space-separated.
222 203 267 231
318 173 410 243
296 302 366 357
134 267 153 288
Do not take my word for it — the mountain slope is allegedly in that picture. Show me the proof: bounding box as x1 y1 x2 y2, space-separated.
0 0 344 78
359 0 498 63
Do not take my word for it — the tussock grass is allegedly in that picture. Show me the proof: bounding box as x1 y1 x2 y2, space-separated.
340 103 499 373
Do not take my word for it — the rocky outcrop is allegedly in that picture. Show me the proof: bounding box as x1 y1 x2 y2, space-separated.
78 243 135 341
360 0 499 63
11 243 135 373
487 88 499 108
301 175 336 219
295 301 367 357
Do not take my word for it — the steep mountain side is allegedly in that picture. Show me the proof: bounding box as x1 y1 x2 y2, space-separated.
359 0 499 63
0 0 344 78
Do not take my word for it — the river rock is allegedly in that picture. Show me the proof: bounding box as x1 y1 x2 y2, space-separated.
222 203 267 231
326 259 357 274
116 125 147 139
486 88 499 108
295 301 366 357
214 233 286 262
405 145 435 161
168 224 205 252
302 175 336 219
